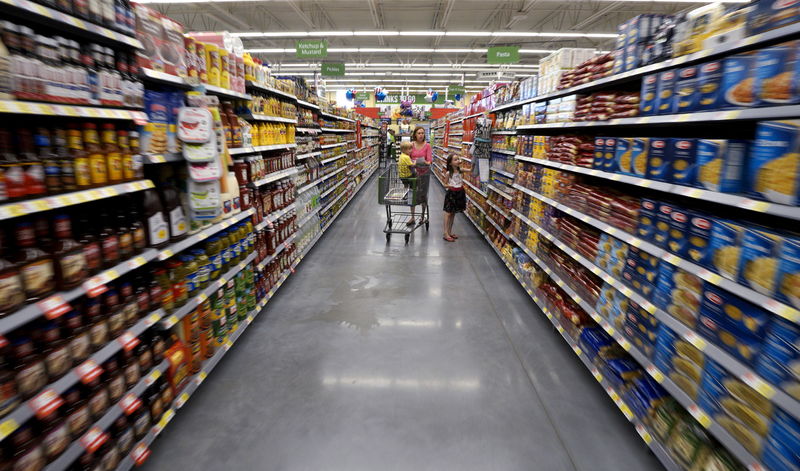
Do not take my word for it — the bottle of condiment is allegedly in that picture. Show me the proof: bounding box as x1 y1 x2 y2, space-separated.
62 385 90 438
53 214 88 290
0 229 25 316
87 380 109 420
129 130 143 180
64 309 90 365
76 214 102 275
67 124 92 190
141 190 168 248
34 128 61 196
129 202 146 254
130 401 150 440
102 284 124 339
120 280 137 327
10 334 46 399
17 128 46 198
112 415 134 457
118 130 133 182
40 405 70 462
98 205 120 268
101 123 123 185
0 347 19 417
116 208 133 260
135 337 152 373
53 128 76 193
191 249 210 290
153 268 173 313
160 183 187 242
14 221 55 302
166 259 187 308
0 128 23 201
205 237 222 280
40 320 70 381
134 274 150 315
121 349 139 389
83 123 107 187
10 422 45 471
84 296 108 352
103 355 125 403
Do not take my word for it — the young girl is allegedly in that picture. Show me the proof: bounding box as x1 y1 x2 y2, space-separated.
442 154 465 242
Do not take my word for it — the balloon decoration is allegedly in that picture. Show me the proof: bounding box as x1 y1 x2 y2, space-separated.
431 91 439 103
374 87 386 101
399 99 413 117
424 89 434 103
454 94 462 101
345 89 355 100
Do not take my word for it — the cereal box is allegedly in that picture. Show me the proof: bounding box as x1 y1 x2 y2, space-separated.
655 70 678 115
636 198 658 242
674 65 701 113
748 0 800 36
646 138 672 181
671 138 697 186
737 228 783 297
720 53 757 109
747 120 800 205
640 74 658 116
695 139 749 193
755 42 800 106
654 201 674 248
776 236 800 309
702 219 745 280
697 60 724 111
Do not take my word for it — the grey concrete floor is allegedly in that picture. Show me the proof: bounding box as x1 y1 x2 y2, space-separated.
144 175 662 471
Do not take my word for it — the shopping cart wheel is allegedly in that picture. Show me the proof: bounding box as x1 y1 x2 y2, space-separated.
404 234 410 244
386 233 391 242
425 221 429 230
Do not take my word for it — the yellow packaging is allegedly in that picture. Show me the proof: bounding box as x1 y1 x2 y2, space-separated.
206 43 221 87
219 49 230 90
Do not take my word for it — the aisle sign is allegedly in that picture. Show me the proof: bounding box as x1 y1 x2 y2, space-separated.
487 46 520 64
448 85 465 95
355 91 370 100
296 40 327 58
321 62 345 76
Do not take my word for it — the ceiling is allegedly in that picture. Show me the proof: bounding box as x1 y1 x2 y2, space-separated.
142 0 744 93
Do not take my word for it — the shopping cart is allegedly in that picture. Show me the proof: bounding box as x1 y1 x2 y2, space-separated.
378 163 429 244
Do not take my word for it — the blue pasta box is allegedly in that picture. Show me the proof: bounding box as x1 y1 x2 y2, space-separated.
670 138 698 186
625 43 644 72
701 283 773 340
695 139 749 193
611 138 633 174
653 263 676 310
640 73 658 116
667 205 690 256
685 210 714 265
702 218 746 281
697 60 724 111
654 201 674 248
747 120 800 205
776 236 800 309
737 227 783 297
720 53 758 109
655 69 678 114
602 137 618 172
593 137 606 169
674 65 701 113
646 138 672 181
755 42 800 106
748 0 800 36
636 198 658 242
653 325 705 396
627 138 649 177
697 306 765 366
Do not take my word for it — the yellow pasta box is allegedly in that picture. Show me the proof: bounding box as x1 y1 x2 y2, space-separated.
737 227 783 297
612 138 633 174
748 120 800 205
695 139 749 192
703 219 746 281
776 236 800 309
622 138 649 177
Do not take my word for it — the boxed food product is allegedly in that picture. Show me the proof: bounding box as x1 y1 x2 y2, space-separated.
653 263 703 327
755 42 800 106
685 210 713 265
654 201 674 248
612 138 633 174
624 138 649 177
674 65 701 113
646 138 672 182
636 198 658 242
142 90 172 155
737 227 783 296
695 139 749 193
703 218 745 281
776 236 800 310
133 3 187 76
697 60 724 111
671 138 697 186
653 324 705 398
747 120 800 205
720 53 757 109
667 205 690 256
655 70 678 114
625 43 644 72
696 358 773 456
763 408 800 471
602 137 618 171
748 0 800 35
640 74 659 116
593 137 606 169
755 317 800 400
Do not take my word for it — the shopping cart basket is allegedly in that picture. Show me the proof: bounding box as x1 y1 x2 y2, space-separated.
377 163 429 243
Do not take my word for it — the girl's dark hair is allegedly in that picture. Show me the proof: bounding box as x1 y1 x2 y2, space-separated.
446 154 459 175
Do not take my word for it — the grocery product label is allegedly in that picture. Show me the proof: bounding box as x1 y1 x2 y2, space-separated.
75 359 103 384
28 388 64 419
117 331 140 351
79 426 108 453
119 393 142 415
37 294 70 319
148 212 170 246
132 443 152 466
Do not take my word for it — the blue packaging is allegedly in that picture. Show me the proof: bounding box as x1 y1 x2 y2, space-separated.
655 69 678 115
755 43 800 106
653 201 673 248
695 139 749 192
685 210 713 265
748 1 800 36
603 137 618 172
697 60 724 111
762 436 800 471
703 219 745 281
670 138 697 186
667 205 689 256
777 237 800 309
640 73 658 116
653 263 676 310
628 138 649 177
625 43 643 72
611 138 633 174
636 198 657 242
720 53 757 109
593 137 606 169
674 65 700 113
737 228 783 296
700 282 773 340
646 138 672 181
747 120 800 205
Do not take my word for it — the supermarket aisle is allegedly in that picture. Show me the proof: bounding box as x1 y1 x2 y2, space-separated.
145 176 661 471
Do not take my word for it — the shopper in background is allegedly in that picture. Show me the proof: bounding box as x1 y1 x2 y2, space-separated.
442 154 465 242
409 126 432 175
397 141 419 226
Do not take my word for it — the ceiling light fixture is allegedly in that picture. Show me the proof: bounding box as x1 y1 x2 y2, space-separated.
231 30 617 38
245 47 549 54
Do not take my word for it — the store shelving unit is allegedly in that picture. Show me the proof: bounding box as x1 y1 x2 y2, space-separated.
228 143 297 155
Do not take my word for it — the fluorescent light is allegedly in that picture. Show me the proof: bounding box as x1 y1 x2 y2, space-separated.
445 32 492 36
356 31 400 36
519 49 554 53
247 46 554 55
234 30 617 39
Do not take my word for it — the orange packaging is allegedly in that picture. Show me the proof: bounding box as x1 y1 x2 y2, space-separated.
165 339 192 394
181 307 200 343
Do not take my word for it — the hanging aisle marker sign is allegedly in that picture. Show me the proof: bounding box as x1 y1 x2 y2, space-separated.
296 39 327 58
321 62 345 76
448 85 465 95
355 91 370 100
488 46 520 64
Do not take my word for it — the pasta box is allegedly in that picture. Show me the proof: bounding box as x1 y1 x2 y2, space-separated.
703 218 746 280
654 201 674 248
636 198 658 242
603 137 618 171
626 138 649 177
720 53 758 109
747 0 800 36
653 262 677 310
646 138 672 182
747 120 800 205
610 138 633 173
674 65 701 113
685 210 714 265
653 324 705 397
593 137 606 169
755 42 800 106
776 236 800 309
697 60 724 111
700 283 773 343
670 138 698 186
737 227 783 297
667 205 690 256
655 70 678 115
695 139 749 193
640 74 658 116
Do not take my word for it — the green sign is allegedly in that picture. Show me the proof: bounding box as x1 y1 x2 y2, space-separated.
296 39 327 58
448 85 465 95
321 62 345 76
355 91 370 100
487 46 519 64
375 94 446 105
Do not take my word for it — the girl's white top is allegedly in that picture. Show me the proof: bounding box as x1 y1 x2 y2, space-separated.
448 170 463 189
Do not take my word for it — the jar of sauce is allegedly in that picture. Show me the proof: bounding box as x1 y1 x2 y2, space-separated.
40 321 70 382
135 339 152 373
121 350 139 390
166 259 187 308
153 268 173 314
11 335 46 400
103 355 125 404
120 280 138 328
87 381 109 420
64 310 91 365
84 297 108 352
40 406 70 462
62 385 90 439
205 237 222 280
14 221 55 302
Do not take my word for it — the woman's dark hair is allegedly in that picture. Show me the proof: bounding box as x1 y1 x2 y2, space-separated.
412 126 426 142
446 154 459 175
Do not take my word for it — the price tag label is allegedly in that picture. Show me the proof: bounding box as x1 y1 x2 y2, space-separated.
119 393 142 415
75 359 103 384
741 373 775 399
154 408 175 434
145 312 161 326
80 426 108 453
145 368 161 385
684 331 707 350
0 418 19 440
619 338 631 351
131 442 152 466
676 114 692 122
127 256 147 269
159 249 174 260
29 389 64 419
635 424 653 444
164 315 179 328
688 404 712 428
619 403 633 419
197 371 208 384
38 294 71 319
592 368 603 382
117 331 140 351
176 392 190 408
646 365 665 383
84 280 108 298
224 339 233 350
572 345 582 356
